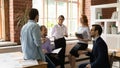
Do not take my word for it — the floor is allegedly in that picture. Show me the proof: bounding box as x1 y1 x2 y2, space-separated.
64 58 89 68
0 41 119 68
56 60 120 68
55 56 89 68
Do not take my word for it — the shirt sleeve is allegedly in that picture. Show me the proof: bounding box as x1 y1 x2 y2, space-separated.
51 26 55 37
32 24 42 47
64 26 68 36
46 38 52 53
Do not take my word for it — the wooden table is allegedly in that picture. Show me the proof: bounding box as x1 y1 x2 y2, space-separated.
0 52 47 68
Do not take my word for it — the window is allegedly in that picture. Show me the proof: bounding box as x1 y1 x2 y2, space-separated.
32 0 82 37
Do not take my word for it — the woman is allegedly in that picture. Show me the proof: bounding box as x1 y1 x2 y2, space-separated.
51 15 68 68
68 14 91 68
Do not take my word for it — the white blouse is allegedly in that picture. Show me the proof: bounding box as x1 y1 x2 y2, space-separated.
51 24 68 39
77 26 91 44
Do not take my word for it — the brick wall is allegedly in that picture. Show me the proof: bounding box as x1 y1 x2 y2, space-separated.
102 8 116 19
8 0 117 44
91 0 117 5
84 0 91 25
9 0 32 44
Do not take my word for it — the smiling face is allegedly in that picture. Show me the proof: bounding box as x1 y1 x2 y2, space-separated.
90 26 96 38
80 14 88 26
58 18 64 25
41 26 47 37
90 24 102 38
58 15 65 25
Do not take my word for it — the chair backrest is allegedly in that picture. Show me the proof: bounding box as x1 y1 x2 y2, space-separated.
109 51 116 68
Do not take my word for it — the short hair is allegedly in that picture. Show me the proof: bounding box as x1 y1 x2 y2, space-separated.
58 15 65 20
29 8 39 20
92 24 102 35
40 25 46 31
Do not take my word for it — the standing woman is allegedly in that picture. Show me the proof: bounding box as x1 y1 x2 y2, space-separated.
51 15 68 68
68 14 91 68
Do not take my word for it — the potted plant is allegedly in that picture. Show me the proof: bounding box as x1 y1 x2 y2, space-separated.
14 3 31 44
15 4 30 29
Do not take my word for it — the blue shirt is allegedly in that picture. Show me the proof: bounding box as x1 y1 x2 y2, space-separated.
20 20 45 61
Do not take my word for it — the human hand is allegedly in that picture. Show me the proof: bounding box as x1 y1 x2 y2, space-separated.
41 38 46 44
86 48 92 52
86 64 91 68
78 50 88 55
77 37 83 41
42 49 48 54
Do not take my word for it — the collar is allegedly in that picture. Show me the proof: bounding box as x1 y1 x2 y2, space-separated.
28 20 36 23
57 24 63 27
93 36 100 41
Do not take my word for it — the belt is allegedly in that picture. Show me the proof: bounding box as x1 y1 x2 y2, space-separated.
55 37 64 40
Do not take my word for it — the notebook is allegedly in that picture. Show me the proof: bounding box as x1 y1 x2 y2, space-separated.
52 48 62 54
75 33 83 39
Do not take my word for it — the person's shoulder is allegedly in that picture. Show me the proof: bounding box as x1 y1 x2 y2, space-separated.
78 26 87 29
46 37 50 40
84 26 90 30
96 37 106 45
53 24 58 28
62 24 67 28
32 23 40 27
84 26 89 29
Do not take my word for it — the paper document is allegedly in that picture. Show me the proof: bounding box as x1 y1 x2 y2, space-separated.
20 60 38 67
52 48 62 54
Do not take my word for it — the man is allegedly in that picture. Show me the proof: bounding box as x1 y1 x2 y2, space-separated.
40 25 53 54
79 24 110 68
51 15 68 68
20 8 45 61
40 25 60 68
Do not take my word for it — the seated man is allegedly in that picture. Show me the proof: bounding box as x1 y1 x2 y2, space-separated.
79 24 110 68
40 25 60 68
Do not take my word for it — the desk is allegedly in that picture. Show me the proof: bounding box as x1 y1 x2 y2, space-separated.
0 52 47 68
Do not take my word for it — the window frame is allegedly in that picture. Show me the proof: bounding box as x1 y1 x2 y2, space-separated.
33 0 83 37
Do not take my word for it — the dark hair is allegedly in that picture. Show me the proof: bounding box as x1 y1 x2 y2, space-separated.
29 8 39 20
40 25 46 31
92 24 102 35
80 14 88 26
58 15 65 20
